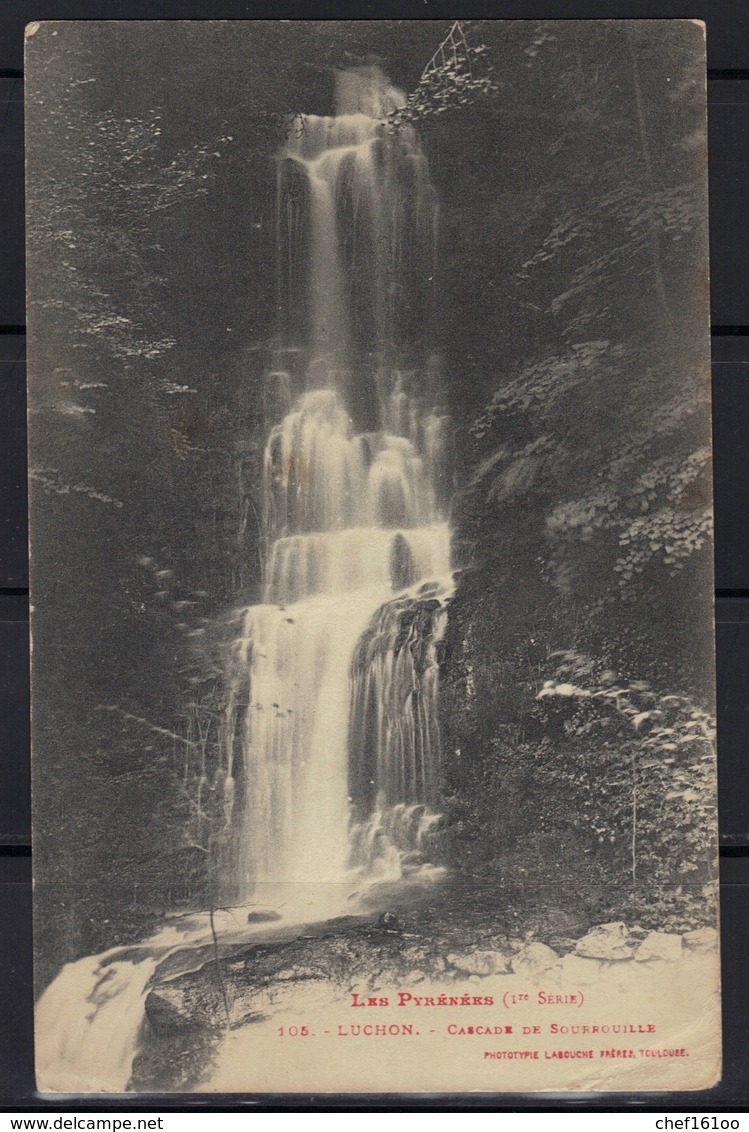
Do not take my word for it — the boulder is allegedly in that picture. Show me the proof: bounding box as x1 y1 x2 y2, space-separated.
635 931 683 962
377 911 403 932
247 910 282 924
401 851 427 876
682 927 718 952
510 942 559 978
575 922 634 961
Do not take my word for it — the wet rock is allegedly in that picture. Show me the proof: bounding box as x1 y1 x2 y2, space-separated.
390 533 417 590
447 949 509 976
401 851 428 876
144 975 224 1033
635 931 682 962
145 991 199 1034
575 922 634 961
510 942 559 978
682 927 718 952
417 582 440 598
247 910 282 924
561 953 601 985
132 1002 221 1093
327 915 362 930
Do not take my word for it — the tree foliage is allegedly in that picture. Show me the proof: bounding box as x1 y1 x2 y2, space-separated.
435 20 714 926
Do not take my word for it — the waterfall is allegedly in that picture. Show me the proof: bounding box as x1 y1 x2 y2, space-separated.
36 64 454 1093
36 949 160 1093
223 65 453 904
35 916 220 1094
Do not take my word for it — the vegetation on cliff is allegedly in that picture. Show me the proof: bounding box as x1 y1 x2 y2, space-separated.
427 21 715 927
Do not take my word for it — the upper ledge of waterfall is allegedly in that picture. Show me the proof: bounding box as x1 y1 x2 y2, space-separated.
334 65 407 119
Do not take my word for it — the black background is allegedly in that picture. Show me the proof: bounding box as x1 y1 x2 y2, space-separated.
2 0 748 1113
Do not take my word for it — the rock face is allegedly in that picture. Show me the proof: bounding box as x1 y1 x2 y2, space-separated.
145 991 204 1033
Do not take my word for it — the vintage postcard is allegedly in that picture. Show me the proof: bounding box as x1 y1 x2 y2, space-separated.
26 20 719 1093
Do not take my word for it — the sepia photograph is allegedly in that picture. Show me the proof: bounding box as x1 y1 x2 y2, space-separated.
25 19 719 1094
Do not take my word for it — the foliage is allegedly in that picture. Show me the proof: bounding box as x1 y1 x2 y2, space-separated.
545 444 712 588
440 646 717 931
436 19 714 933
470 342 614 435
537 651 717 905
389 21 500 128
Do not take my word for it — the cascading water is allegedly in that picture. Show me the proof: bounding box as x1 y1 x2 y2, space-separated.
222 65 453 906
35 64 453 1093
36 949 161 1094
